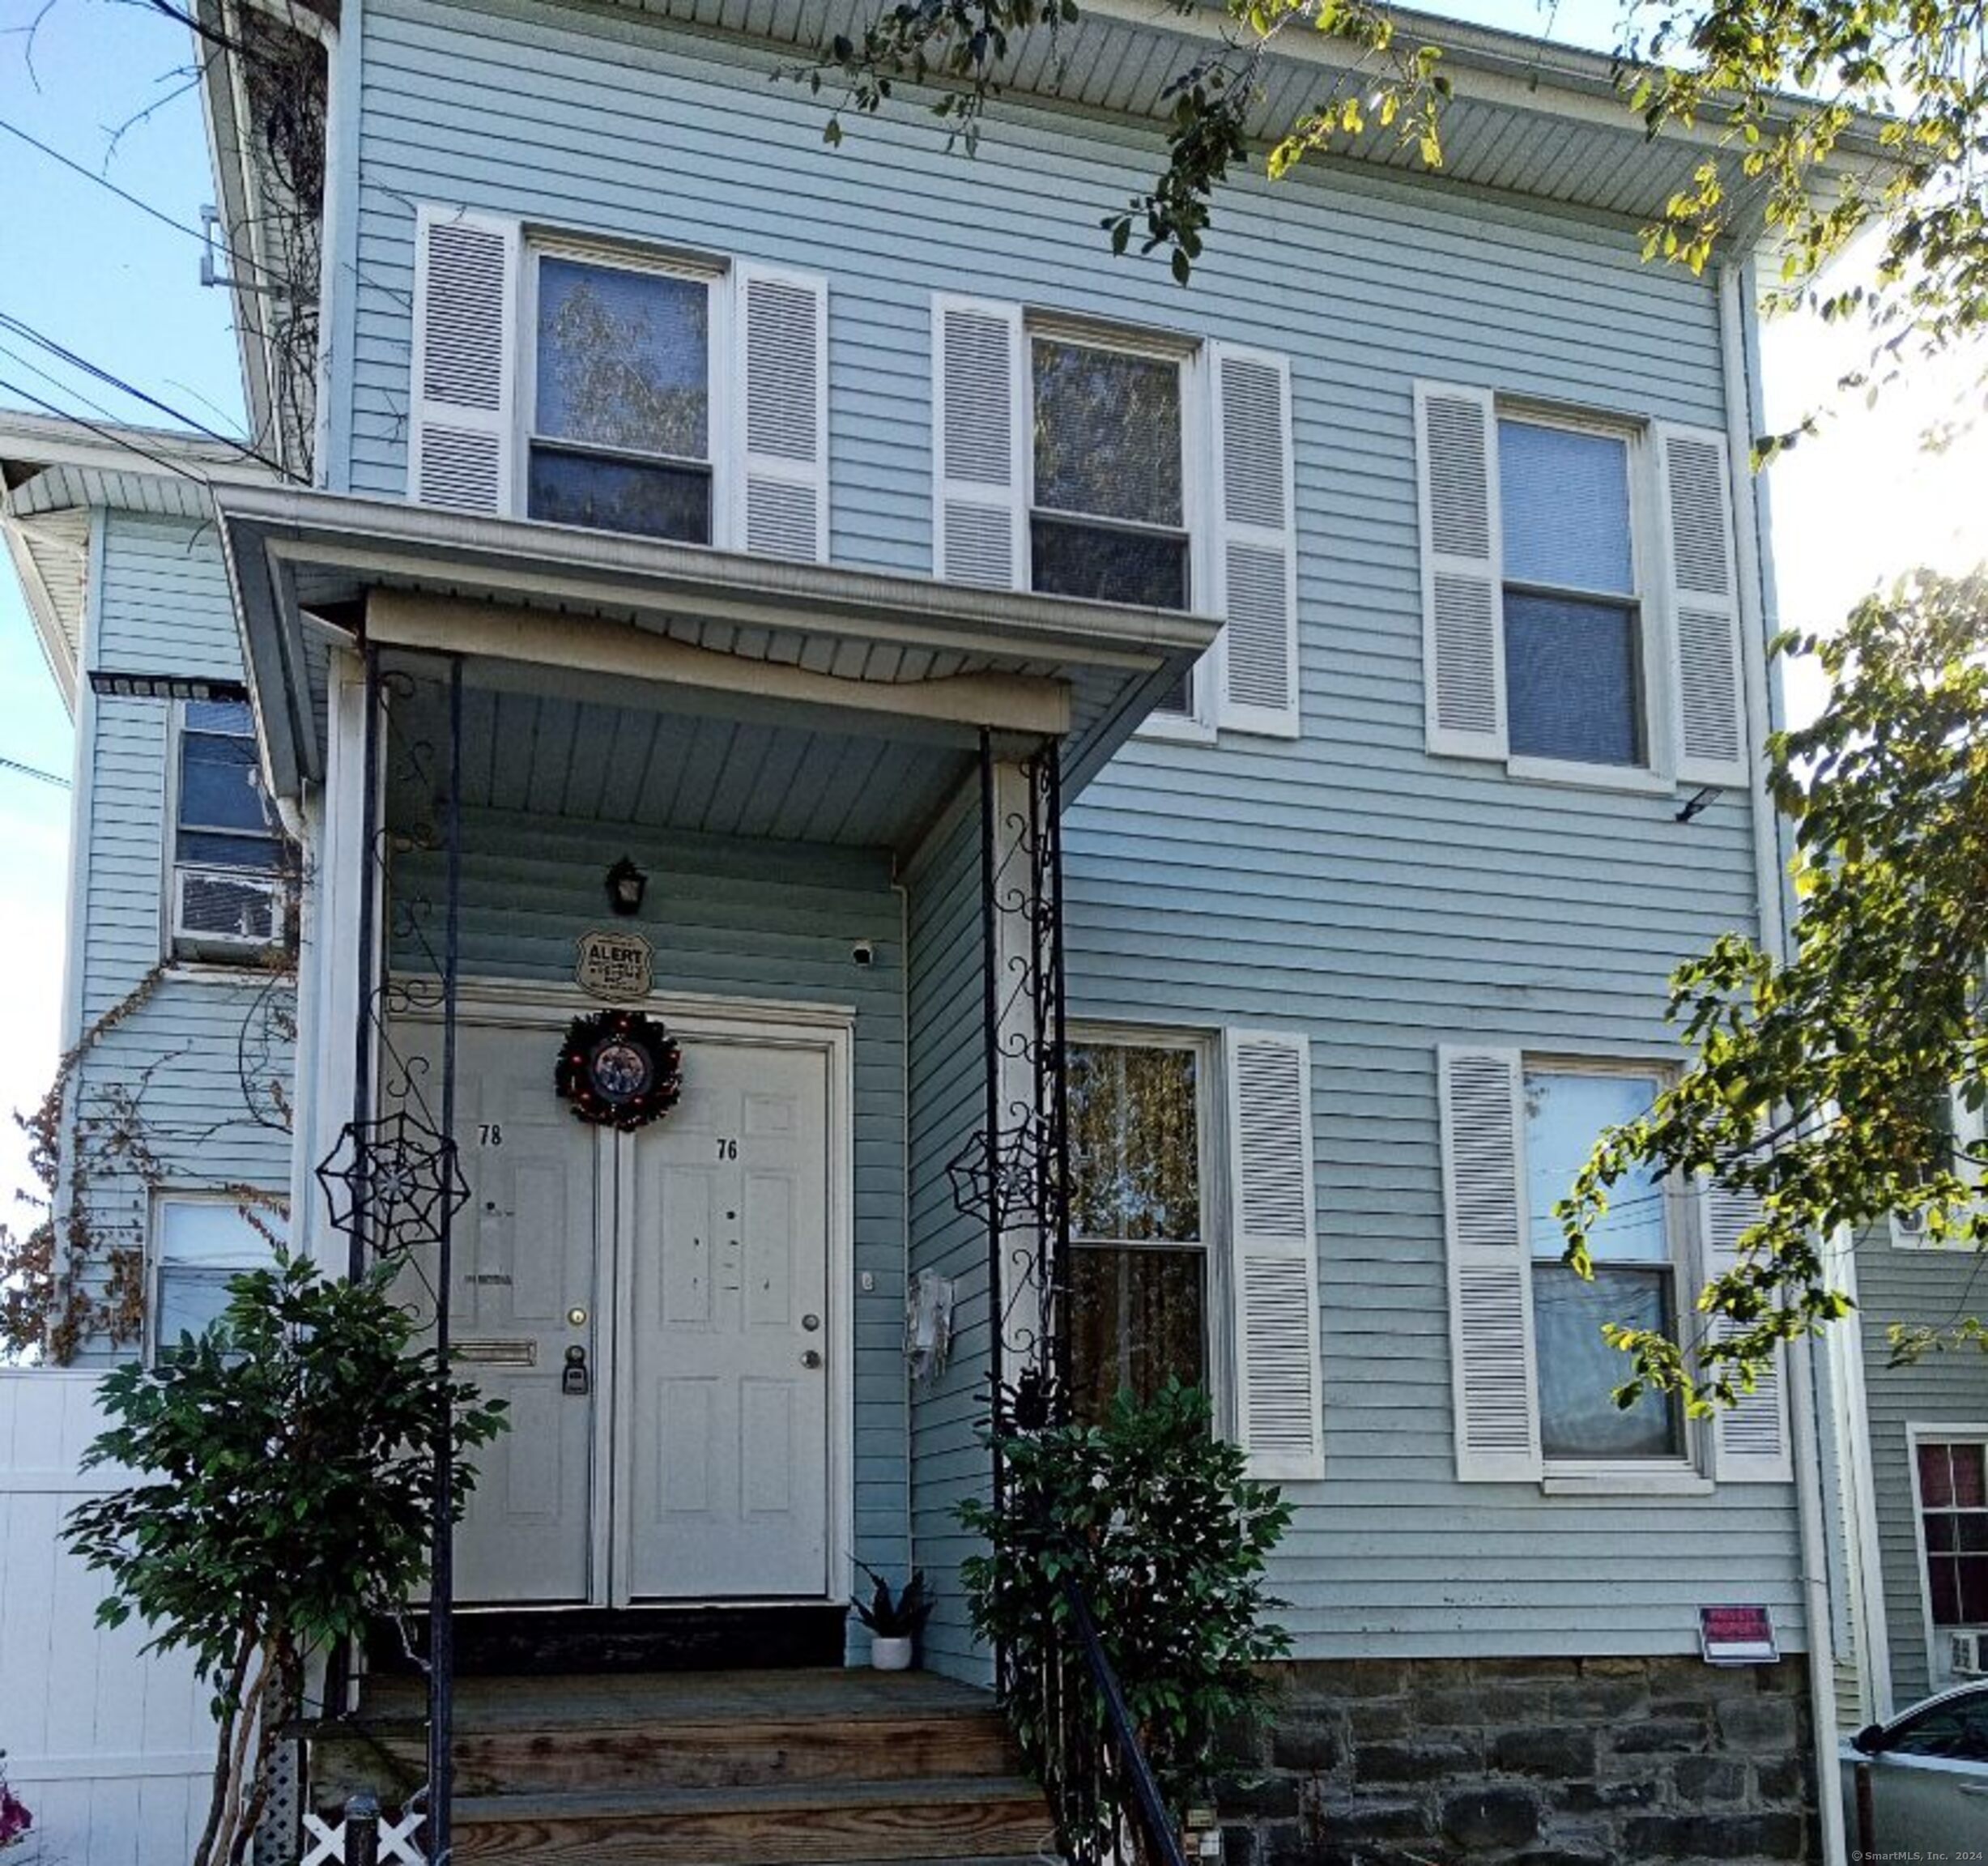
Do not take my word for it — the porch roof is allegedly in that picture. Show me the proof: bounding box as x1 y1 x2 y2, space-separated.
215 485 1219 817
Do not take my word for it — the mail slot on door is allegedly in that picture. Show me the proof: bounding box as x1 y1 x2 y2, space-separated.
454 1339 538 1368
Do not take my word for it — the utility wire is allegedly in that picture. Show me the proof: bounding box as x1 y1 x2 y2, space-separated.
0 373 214 484
0 755 70 789
0 309 283 474
0 115 287 286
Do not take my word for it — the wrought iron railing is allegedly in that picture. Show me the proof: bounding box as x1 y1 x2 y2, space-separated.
1018 1571 1189 1866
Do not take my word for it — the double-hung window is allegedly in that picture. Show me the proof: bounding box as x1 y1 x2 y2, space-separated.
527 249 716 546
934 298 1301 737
1439 1044 1790 1486
1029 334 1191 615
151 1197 275 1359
407 205 828 560
1522 1065 1682 1463
1416 384 1748 787
1914 1436 1988 1652
1498 418 1645 769
1066 1037 1211 1423
1891 1084 1986 1247
172 701 284 957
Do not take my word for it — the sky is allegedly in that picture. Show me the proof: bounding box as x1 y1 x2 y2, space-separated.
0 0 1983 1216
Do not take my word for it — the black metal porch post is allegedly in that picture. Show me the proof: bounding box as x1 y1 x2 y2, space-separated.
428 655 464 1860
1042 743 1072 1410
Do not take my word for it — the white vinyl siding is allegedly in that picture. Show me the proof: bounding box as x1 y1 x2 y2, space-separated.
1224 1029 1324 1481
408 202 826 561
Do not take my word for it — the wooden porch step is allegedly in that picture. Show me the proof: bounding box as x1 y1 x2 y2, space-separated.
450 1774 1056 1864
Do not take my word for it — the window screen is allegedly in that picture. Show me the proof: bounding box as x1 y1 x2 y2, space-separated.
1524 1068 1681 1462
1030 338 1190 616
530 256 713 544
1499 420 1641 767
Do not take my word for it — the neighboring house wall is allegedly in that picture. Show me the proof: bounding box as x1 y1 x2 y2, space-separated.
1853 1226 1988 1705
60 510 294 1355
393 809 913 1632
902 786 993 1682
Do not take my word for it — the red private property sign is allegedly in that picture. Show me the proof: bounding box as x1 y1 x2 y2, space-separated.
1699 1604 1779 1665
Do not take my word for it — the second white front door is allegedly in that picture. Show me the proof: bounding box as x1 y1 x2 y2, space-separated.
619 1041 831 1600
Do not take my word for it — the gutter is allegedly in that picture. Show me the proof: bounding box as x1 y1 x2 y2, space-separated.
1718 258 1847 1866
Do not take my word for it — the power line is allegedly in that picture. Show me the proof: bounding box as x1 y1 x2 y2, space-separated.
0 373 214 484
0 114 286 286
0 309 283 474
0 754 70 790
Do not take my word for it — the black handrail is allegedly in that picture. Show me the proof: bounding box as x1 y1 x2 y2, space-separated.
1058 1574 1190 1866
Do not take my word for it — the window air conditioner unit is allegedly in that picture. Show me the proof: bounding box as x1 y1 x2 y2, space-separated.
1952 1630 1987 1678
174 866 283 952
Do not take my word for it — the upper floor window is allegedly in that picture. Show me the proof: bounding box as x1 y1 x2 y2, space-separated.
172 701 285 959
1522 1065 1681 1464
1029 334 1190 613
408 206 827 561
1417 382 1748 790
528 251 715 545
934 296 1301 739
1498 418 1644 769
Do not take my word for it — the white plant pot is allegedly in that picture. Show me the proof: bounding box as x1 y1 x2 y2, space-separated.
870 1634 914 1672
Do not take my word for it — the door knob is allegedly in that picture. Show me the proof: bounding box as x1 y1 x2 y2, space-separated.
802 1313 820 1332
801 1349 824 1370
568 1307 588 1327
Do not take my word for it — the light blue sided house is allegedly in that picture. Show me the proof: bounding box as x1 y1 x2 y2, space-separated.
0 0 1882 1861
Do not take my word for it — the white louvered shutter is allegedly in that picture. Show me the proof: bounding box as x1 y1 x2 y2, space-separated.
1438 1046 1542 1481
407 205 519 514
1211 346 1300 737
1658 425 1748 786
735 263 829 562
1224 1030 1324 1482
1415 384 1507 760
1701 1177 1793 1482
932 296 1025 589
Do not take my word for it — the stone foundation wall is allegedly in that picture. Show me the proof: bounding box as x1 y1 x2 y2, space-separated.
1217 1655 1817 1866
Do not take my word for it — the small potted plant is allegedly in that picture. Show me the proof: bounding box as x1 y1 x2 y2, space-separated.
852 1563 933 1671
0 1750 32 1854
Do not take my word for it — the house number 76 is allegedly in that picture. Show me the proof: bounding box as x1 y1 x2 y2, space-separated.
715 1137 739 1160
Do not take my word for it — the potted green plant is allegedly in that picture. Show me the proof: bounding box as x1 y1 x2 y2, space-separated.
852 1563 932 1670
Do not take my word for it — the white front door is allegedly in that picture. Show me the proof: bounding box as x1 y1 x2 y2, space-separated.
619 1040 832 1600
432 1022 601 1604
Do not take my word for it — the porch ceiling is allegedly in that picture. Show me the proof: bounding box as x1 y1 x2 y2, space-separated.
215 487 1216 810
387 668 977 850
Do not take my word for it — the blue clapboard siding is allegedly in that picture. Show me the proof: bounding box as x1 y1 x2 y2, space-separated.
1850 1230 1988 1704
393 809 912 1631
903 787 993 1682
60 513 295 1357
334 0 1799 1658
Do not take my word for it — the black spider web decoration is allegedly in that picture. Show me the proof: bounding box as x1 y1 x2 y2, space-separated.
947 1118 1054 1235
316 1107 470 1259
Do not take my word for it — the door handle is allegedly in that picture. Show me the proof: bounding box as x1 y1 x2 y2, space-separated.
801 1349 824 1370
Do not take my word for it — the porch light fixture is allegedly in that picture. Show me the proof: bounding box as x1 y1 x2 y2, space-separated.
88 671 251 704
605 856 648 918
